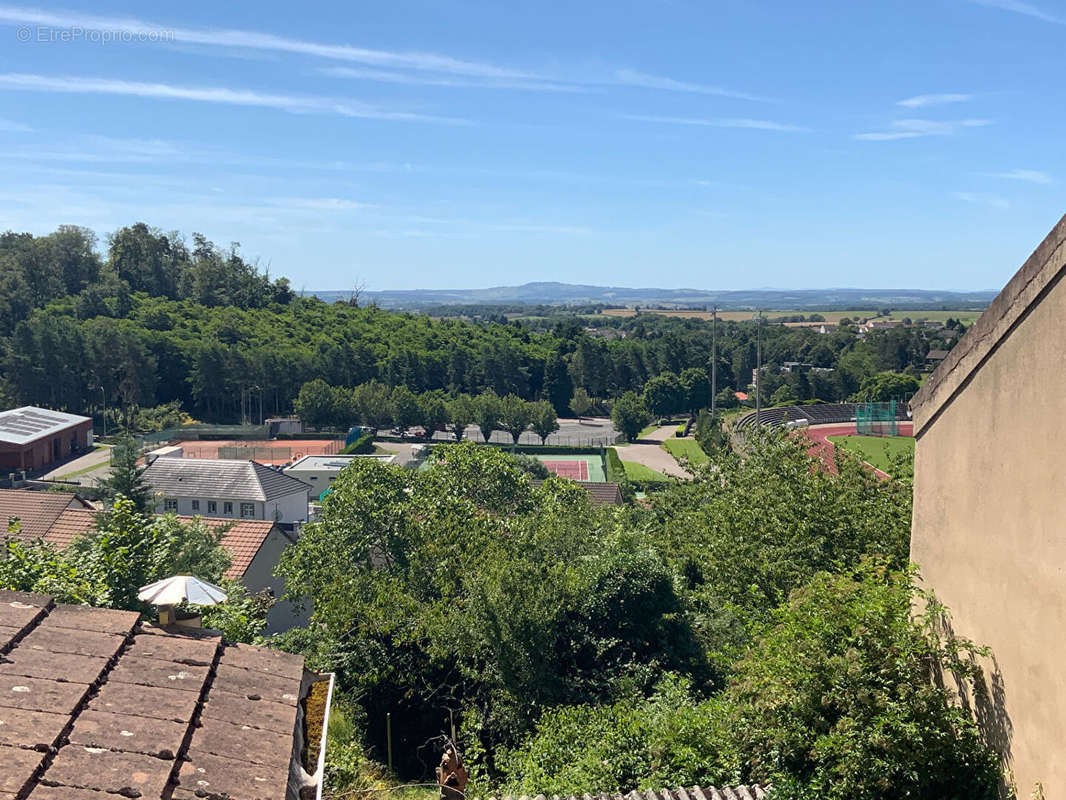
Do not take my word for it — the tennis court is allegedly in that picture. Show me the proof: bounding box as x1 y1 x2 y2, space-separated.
536 454 605 482
175 438 342 466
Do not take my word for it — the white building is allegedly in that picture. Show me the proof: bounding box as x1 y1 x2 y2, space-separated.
282 453 396 497
142 457 310 524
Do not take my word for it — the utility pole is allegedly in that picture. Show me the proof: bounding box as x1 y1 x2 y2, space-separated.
755 310 762 424
99 385 107 438
710 306 718 417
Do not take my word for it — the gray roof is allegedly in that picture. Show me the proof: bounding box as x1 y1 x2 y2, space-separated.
143 458 309 502
0 406 91 446
496 787 769 800
285 453 396 471
530 480 624 506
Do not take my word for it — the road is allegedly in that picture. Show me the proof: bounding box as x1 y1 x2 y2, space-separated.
39 445 113 486
616 425 691 479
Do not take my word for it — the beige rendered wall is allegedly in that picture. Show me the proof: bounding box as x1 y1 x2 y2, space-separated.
912 275 1066 797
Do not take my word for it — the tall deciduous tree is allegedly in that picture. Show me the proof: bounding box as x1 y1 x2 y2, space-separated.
570 388 593 420
529 400 560 445
474 390 502 442
499 395 533 444
611 391 651 442
446 394 477 441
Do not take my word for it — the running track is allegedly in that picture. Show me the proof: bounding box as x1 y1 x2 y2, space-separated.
802 422 914 479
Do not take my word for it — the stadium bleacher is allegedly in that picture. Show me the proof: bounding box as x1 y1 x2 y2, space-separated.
735 402 908 431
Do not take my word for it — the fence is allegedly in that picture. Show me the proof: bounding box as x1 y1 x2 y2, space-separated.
856 400 899 437
425 429 623 448
141 424 270 445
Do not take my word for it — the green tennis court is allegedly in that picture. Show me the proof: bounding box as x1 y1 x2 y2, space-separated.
535 454 606 482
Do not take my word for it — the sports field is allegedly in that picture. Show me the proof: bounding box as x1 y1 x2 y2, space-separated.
536 454 606 482
827 434 914 474
600 308 983 326
175 438 342 465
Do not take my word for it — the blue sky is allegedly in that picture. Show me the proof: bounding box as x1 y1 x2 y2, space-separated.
0 0 1063 291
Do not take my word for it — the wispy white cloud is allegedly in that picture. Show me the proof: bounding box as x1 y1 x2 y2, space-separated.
622 114 808 132
0 5 540 79
318 66 584 93
954 191 1010 209
897 93 971 108
970 0 1063 23
613 69 772 102
0 117 31 132
854 118 991 140
0 6 771 100
263 197 374 211
984 168 1053 184
0 73 465 123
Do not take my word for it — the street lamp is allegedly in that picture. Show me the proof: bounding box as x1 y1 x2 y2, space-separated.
99 386 107 438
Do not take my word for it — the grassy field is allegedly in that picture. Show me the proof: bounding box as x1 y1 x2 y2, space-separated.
600 308 983 325
828 435 914 473
619 459 672 483
662 437 709 466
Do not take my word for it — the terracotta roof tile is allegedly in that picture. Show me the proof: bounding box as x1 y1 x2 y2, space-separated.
43 508 96 548
0 590 315 799
0 490 76 539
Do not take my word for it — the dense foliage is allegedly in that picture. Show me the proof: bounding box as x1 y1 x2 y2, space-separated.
0 497 269 641
0 225 963 425
272 437 1002 797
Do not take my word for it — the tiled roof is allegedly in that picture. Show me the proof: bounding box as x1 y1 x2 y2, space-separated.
43 508 97 548
191 517 278 579
0 489 81 539
3 500 276 580
143 457 309 502
530 480 624 506
496 787 769 800
0 589 316 799
0 406 90 446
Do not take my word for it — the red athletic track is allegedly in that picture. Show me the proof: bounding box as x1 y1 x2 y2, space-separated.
800 422 914 479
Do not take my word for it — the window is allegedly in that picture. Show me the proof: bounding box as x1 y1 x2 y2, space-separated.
207 501 217 514
240 502 256 519
224 501 233 515
191 499 200 512
310 476 318 480
163 498 178 512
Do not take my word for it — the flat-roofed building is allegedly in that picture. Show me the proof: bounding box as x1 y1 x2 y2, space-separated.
282 453 396 496
0 406 93 472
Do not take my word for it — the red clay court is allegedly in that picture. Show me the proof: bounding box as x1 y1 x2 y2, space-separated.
541 459 591 480
174 439 343 466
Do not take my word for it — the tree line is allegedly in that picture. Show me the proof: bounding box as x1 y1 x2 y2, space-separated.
0 224 961 425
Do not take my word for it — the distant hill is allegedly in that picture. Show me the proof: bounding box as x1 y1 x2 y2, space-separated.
306 282 996 310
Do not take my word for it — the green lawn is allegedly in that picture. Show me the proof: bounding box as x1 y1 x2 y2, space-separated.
637 422 661 439
662 437 709 466
828 435 914 474
619 459 672 483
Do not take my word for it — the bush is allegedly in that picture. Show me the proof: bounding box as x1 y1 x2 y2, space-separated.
340 433 375 455
508 453 550 479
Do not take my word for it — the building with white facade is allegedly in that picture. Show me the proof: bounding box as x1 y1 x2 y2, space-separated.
282 453 396 497
142 457 310 524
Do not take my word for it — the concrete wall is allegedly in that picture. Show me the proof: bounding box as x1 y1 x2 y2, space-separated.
911 261 1066 796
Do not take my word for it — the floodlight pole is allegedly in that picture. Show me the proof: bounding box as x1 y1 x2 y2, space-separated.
755 311 762 423
710 306 718 417
99 385 107 438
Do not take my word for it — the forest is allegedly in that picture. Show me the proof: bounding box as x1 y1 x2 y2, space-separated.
0 225 963 424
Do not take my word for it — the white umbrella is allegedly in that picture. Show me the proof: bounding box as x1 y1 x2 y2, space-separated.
137 575 228 607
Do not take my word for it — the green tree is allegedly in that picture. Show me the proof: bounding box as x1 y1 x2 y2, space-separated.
850 371 921 403
417 391 449 438
499 394 534 444
642 372 683 417
529 400 559 445
446 394 477 441
294 379 336 430
353 380 394 432
770 383 798 406
679 367 711 415
611 391 652 442
389 385 421 434
474 390 503 442
570 387 593 419
542 349 573 416
97 435 153 512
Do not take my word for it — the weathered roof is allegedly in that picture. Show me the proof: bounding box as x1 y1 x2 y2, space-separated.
143 457 309 501
531 480 624 506
496 786 769 800
0 589 315 799
3 501 276 580
912 212 1066 436
0 489 86 539
0 406 91 446
925 349 950 360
